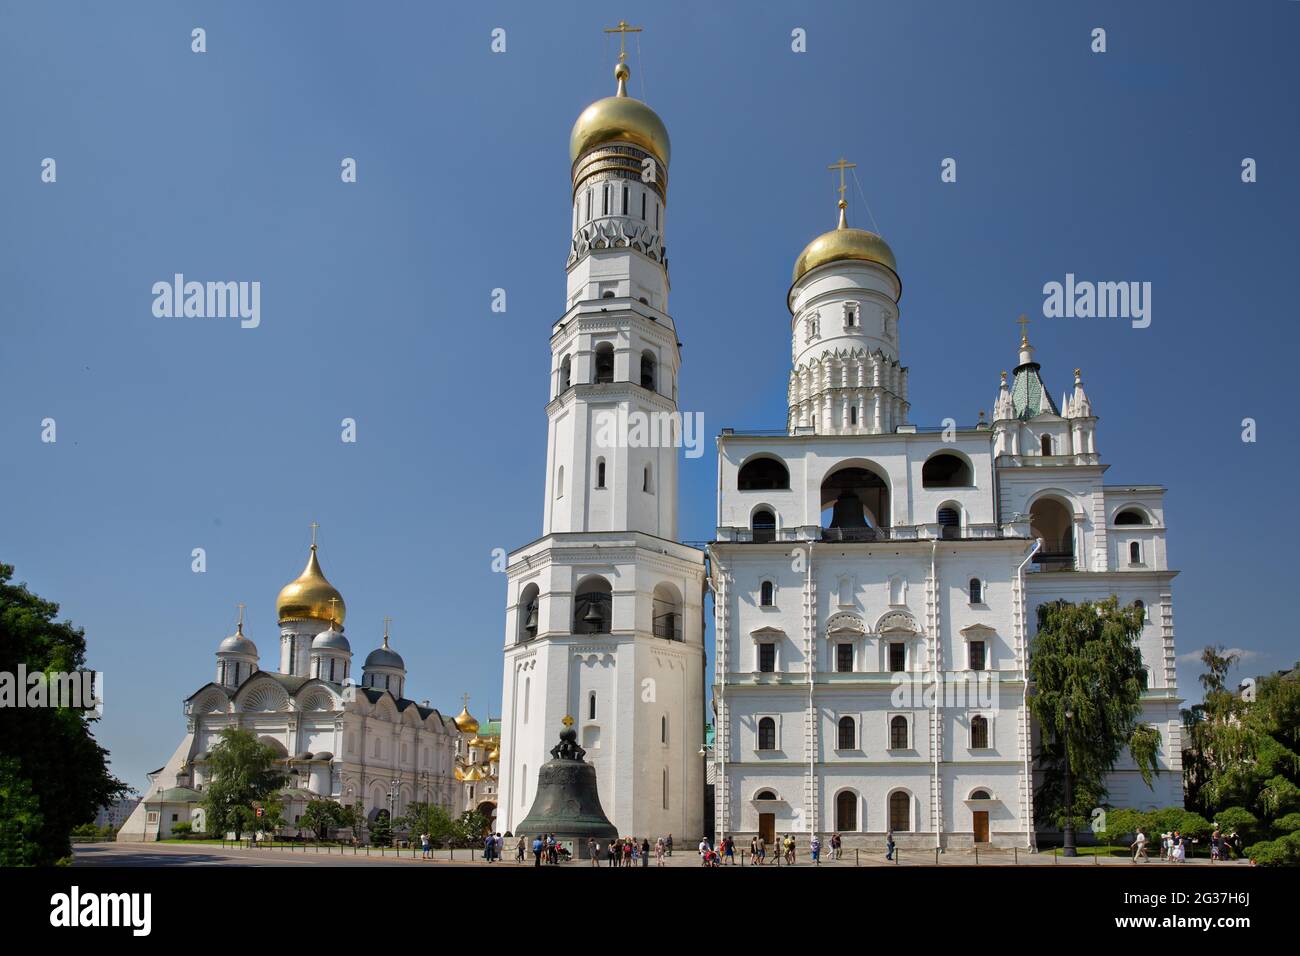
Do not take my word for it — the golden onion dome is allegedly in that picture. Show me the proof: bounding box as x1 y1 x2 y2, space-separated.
276 544 346 625
454 705 479 735
791 201 898 289
454 766 465 781
487 747 500 762
468 736 485 749
569 60 670 168
462 766 483 783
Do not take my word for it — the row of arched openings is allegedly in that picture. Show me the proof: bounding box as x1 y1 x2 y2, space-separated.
516 579 683 642
559 347 658 391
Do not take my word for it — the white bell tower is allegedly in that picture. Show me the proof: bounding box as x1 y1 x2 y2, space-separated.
496 30 705 843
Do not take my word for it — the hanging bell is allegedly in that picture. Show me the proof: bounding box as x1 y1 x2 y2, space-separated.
525 600 538 633
583 600 603 628
830 489 868 529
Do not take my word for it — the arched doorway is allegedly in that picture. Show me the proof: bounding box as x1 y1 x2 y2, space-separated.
1030 497 1074 571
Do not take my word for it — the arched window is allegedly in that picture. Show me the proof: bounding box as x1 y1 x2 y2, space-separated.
652 583 682 641
1133 599 1146 621
922 453 973 488
640 351 657 391
836 791 858 831
821 464 890 538
1040 434 1052 456
588 692 597 721
594 343 615 383
643 463 654 493
755 790 777 801
555 466 564 499
752 509 776 543
759 581 774 607
969 578 983 603
971 715 989 749
622 184 628 215
937 506 960 539
849 406 858 425
890 715 909 750
601 290 616 298
595 458 606 489
661 715 668 743
970 789 991 801
1030 497 1074 571
560 354 572 391
1115 509 1147 525
757 717 777 751
518 583 539 642
889 791 911 832
837 716 856 750
738 456 790 491
1129 541 1142 565
573 577 612 635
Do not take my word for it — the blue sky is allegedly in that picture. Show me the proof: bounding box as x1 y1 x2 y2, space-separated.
2 1 1297 791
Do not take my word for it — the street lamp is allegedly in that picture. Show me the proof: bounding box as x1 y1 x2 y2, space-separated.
1062 706 1077 858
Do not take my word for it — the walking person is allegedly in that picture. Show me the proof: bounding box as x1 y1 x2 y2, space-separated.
655 836 666 866
495 832 504 861
666 833 673 857
641 837 651 867
886 831 895 861
420 831 430 860
1131 828 1148 862
531 834 543 867
484 832 494 862
810 834 821 865
608 839 619 867
723 834 735 865
516 834 526 863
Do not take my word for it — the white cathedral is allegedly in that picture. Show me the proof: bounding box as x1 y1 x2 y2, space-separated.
496 45 1183 849
118 538 475 842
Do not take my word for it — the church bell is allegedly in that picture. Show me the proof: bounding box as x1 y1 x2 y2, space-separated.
516 718 618 857
830 489 868 528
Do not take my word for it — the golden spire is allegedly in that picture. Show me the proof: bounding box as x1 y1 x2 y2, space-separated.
605 20 641 95
829 157 857 228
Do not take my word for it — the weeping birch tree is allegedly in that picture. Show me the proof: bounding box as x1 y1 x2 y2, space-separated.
1029 597 1161 831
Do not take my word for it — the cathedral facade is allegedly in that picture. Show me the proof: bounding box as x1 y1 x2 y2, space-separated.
709 208 1183 849
118 540 463 842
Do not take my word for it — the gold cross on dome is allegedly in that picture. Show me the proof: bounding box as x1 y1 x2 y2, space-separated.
462 692 471 709
236 603 245 628
1017 313 1031 344
828 157 857 205
562 714 575 728
310 521 319 547
604 20 642 62
383 616 392 639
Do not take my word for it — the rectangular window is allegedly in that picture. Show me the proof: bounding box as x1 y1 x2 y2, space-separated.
655 202 659 229
641 192 646 219
889 642 905 673
602 186 609 215
759 643 776 673
836 643 853 673
969 641 986 671
622 185 628 214
971 716 989 749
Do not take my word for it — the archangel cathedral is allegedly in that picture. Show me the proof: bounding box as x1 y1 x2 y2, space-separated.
119 536 496 842
495 38 1182 850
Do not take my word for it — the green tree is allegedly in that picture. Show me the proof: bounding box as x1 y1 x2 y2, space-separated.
1182 652 1300 862
302 799 349 841
201 728 285 840
369 810 393 847
1028 597 1160 832
397 802 457 846
453 809 492 846
0 564 128 865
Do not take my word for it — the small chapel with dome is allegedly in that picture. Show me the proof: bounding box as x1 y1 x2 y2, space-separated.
118 533 470 842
